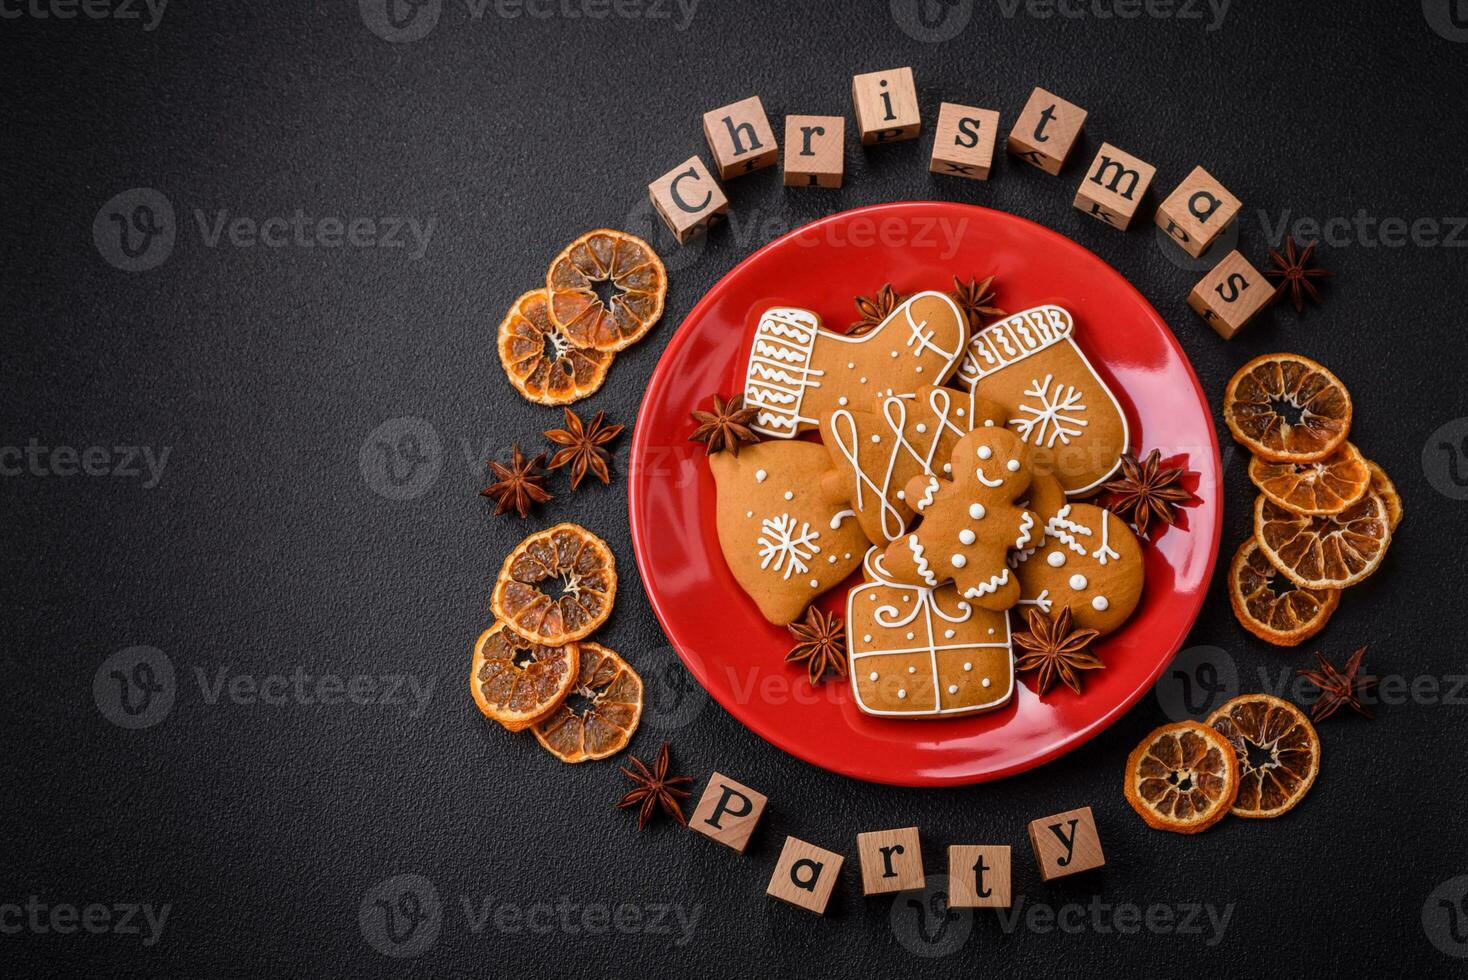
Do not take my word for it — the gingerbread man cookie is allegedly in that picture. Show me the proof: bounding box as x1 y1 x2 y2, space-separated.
955 305 1130 496
743 291 968 438
1011 475 1145 635
709 440 869 626
879 427 1038 610
846 548 1014 718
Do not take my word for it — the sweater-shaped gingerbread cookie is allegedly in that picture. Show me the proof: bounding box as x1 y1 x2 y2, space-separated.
880 427 1038 611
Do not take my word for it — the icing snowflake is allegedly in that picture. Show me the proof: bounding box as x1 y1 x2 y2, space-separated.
758 513 821 580
1009 374 1089 448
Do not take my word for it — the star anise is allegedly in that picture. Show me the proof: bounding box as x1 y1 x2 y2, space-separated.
480 444 552 518
1101 449 1194 534
688 393 760 456
1296 647 1376 721
849 283 902 335
544 408 623 489
784 606 847 686
1013 607 1103 696
1265 236 1332 314
949 274 1005 328
615 742 692 830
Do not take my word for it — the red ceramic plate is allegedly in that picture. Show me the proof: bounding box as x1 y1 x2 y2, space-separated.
628 202 1221 786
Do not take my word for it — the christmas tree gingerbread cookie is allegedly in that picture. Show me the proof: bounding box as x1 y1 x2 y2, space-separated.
710 440 869 626
743 291 968 439
879 427 1039 611
955 305 1130 496
846 547 1014 718
1010 473 1146 635
819 385 1007 546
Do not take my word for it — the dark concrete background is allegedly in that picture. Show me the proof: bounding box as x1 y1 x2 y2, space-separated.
5 1 1468 975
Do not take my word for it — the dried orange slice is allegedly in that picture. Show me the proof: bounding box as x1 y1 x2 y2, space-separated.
546 229 667 352
492 522 617 645
469 622 579 732
532 642 643 763
499 289 614 406
1207 694 1320 819
1223 353 1352 463
1254 492 1392 589
1365 459 1403 531
1123 721 1239 834
1247 441 1370 515
1228 538 1338 647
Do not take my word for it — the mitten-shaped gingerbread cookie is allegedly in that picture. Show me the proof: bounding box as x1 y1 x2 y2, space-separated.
710 440 869 626
1012 490 1145 635
743 291 968 438
880 427 1038 610
955 305 1130 496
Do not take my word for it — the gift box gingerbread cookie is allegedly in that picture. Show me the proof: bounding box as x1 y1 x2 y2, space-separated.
846 547 1015 718
955 305 1130 495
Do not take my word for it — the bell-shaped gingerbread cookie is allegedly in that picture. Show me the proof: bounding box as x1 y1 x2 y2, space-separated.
1010 473 1145 635
956 305 1130 496
879 427 1039 611
846 547 1014 718
743 291 968 438
819 386 1007 546
710 441 869 626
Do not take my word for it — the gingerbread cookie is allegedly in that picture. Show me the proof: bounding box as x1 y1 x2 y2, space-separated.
710 440 869 625
846 548 1014 718
955 305 1130 496
743 291 968 439
1012 496 1145 635
879 427 1038 610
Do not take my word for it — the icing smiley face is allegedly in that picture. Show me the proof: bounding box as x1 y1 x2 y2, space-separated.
742 291 969 438
1011 501 1145 635
878 426 1037 611
709 440 868 625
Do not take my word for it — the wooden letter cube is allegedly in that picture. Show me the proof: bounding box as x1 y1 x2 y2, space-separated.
688 772 768 853
930 102 1000 180
856 827 925 895
1074 143 1157 230
783 114 845 188
1028 806 1105 881
852 67 920 145
767 836 844 914
1007 87 1086 175
648 155 729 245
1187 250 1274 339
947 845 1011 908
1155 166 1242 257
703 96 779 179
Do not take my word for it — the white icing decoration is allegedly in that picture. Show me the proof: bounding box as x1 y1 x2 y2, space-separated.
1092 595 1110 611
829 509 856 530
1009 373 1090 448
916 476 940 511
948 684 958 694
1013 511 1035 551
746 510 753 518
869 671 878 680
963 662 972 671
897 689 907 699
757 513 821 580
810 579 818 588
896 490 906 501
1046 505 1093 556
908 663 916 671
943 463 952 474
959 529 976 545
906 535 939 588
977 445 993 460
945 630 956 639
1069 573 1088 591
838 396 848 406
951 554 967 569
863 634 873 642
961 568 1010 600
1047 550 1065 567
1018 589 1053 614
755 469 768 483
969 503 986 520
915 423 927 434
783 490 794 500
847 362 855 369
1006 458 1021 472
827 555 837 563
982 677 991 688
1092 511 1122 565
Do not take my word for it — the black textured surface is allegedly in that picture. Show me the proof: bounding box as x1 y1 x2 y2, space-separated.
5 1 1468 975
